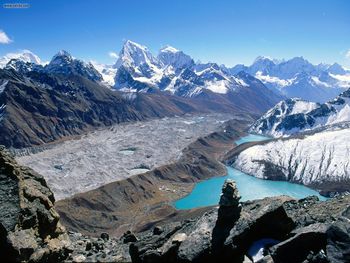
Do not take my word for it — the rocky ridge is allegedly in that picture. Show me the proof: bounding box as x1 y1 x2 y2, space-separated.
129 191 350 263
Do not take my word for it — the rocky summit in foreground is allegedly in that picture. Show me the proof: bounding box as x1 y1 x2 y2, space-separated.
1 146 350 263
129 183 350 263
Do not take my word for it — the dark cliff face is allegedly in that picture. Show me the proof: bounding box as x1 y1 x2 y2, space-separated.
0 147 71 262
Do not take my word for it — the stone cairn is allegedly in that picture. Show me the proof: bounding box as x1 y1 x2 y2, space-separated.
217 179 242 225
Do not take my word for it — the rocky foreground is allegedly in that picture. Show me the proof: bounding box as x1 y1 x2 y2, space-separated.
1 147 350 262
0 146 71 262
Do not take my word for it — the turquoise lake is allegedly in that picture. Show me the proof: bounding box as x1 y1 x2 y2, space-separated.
175 134 327 210
234 134 271 145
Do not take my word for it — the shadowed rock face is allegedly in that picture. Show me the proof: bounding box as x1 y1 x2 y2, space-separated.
0 147 71 262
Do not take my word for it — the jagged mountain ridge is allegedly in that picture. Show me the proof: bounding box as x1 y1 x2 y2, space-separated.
109 40 283 114
45 50 103 82
250 88 350 137
3 50 103 82
111 41 282 99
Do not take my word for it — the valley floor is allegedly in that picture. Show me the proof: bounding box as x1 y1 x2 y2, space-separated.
16 113 235 200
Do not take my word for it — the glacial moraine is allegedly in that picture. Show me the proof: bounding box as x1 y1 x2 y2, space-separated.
16 113 235 200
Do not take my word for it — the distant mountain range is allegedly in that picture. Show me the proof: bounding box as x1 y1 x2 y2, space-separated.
230 56 350 103
1 42 349 104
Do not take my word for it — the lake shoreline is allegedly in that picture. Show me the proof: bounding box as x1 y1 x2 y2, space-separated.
175 134 327 210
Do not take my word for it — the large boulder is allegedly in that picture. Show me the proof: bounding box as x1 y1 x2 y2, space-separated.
326 217 350 263
0 147 71 262
269 223 328 263
129 222 184 263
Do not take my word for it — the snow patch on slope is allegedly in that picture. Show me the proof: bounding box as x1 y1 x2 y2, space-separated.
90 61 117 86
290 100 318 115
0 80 9 94
256 71 294 87
204 80 229 94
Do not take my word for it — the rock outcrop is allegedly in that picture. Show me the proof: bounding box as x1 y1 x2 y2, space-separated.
66 231 131 262
130 194 350 263
217 179 241 225
0 147 71 262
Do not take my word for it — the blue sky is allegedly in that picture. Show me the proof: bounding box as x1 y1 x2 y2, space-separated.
1 0 349 67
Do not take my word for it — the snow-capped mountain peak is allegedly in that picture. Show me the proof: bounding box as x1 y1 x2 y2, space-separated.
158 45 194 70
19 50 42 65
114 40 159 69
160 45 180 53
45 50 102 82
49 50 73 66
0 50 42 68
253 56 274 64
327 63 347 75
249 56 276 75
